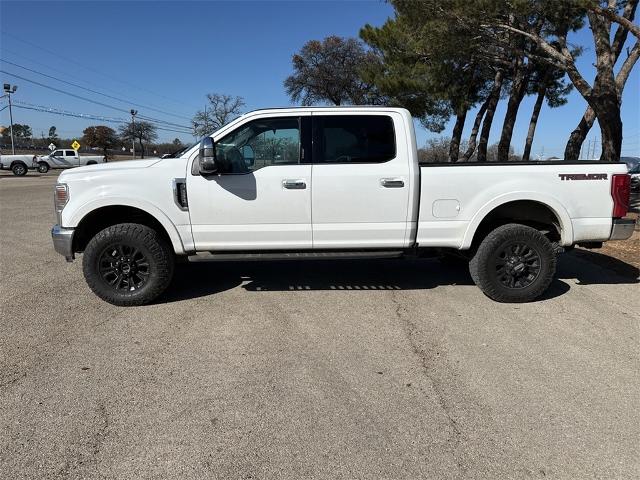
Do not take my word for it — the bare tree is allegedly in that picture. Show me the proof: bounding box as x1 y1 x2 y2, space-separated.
192 94 245 137
284 36 382 106
118 121 157 159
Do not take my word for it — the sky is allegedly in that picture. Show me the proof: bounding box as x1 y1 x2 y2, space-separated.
0 0 639 158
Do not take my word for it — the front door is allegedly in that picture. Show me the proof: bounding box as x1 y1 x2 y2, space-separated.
311 113 411 248
188 115 312 251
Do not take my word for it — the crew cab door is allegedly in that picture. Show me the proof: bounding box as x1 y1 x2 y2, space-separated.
311 113 411 248
49 150 72 169
65 149 80 167
187 114 313 250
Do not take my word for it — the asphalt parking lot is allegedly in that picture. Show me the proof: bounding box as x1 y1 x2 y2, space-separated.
1 171 639 479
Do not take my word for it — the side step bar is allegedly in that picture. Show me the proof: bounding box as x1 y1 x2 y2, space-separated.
188 250 406 263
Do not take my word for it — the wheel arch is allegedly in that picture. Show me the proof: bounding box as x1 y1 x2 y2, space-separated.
71 203 185 255
462 194 573 249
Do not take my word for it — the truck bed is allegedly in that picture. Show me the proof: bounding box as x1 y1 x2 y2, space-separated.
415 161 629 249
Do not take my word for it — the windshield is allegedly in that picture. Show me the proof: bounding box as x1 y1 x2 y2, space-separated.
163 144 194 158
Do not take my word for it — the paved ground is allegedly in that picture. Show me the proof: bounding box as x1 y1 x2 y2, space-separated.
1 171 639 479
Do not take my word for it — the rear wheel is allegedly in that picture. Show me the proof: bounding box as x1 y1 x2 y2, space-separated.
11 163 27 176
82 223 175 306
87 161 97 165
469 223 556 303
37 162 49 174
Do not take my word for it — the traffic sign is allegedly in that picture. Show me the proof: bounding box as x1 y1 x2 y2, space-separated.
71 140 81 150
48 143 56 151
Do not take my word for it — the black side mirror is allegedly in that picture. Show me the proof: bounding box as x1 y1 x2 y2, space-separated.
199 137 217 174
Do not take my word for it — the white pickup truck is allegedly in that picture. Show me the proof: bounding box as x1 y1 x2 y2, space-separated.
51 107 635 306
36 149 106 173
0 153 37 175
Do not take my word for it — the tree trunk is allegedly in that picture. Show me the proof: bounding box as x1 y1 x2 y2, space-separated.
448 108 467 162
563 107 596 160
477 71 504 162
461 99 488 161
522 85 547 161
564 1 637 160
139 138 145 159
498 60 529 161
591 94 623 161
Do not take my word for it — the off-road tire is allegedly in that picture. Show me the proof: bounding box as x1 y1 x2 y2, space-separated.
469 223 556 303
83 223 175 306
11 162 27 176
37 162 49 174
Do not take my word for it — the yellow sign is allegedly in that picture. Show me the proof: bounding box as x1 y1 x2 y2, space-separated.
71 140 81 150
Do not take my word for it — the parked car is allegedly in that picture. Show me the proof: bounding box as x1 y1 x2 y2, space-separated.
628 164 640 191
36 149 106 173
0 153 37 176
50 107 635 306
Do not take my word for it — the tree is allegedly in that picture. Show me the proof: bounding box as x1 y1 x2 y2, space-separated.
284 36 383 106
564 0 638 159
48 126 58 142
82 126 118 158
172 138 183 147
118 121 157 159
522 61 573 161
418 137 452 163
192 94 245 138
360 14 486 162
2 124 32 146
481 0 640 161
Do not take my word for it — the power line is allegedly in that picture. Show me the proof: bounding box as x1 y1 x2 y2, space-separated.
0 70 192 130
1 30 200 110
12 101 192 135
0 58 193 121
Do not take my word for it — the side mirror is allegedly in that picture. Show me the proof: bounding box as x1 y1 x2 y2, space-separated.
198 137 217 174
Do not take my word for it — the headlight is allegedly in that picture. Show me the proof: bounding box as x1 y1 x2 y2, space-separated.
54 183 69 224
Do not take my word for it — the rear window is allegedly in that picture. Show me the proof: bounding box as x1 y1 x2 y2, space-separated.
65 151 75 156
314 115 395 163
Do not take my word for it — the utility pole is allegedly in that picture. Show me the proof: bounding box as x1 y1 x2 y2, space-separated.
130 109 137 159
3 83 18 154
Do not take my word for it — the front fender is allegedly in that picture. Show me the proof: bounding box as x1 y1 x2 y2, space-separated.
66 197 186 255
461 192 574 249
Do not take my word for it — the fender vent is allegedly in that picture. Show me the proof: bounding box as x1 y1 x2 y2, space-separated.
173 179 188 210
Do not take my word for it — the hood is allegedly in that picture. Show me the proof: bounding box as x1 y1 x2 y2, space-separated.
58 158 162 178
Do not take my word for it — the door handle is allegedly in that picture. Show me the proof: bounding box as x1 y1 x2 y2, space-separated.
283 179 306 190
380 178 404 188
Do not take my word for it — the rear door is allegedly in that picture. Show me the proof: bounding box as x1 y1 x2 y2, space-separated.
65 150 79 167
311 112 411 248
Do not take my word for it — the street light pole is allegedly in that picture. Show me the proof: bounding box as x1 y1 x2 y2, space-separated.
3 83 18 154
130 109 137 160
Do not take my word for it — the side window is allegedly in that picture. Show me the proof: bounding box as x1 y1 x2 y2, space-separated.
66 151 76 156
215 117 300 174
52 150 62 157
314 115 395 163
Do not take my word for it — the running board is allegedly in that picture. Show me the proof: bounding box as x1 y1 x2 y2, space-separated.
187 250 405 263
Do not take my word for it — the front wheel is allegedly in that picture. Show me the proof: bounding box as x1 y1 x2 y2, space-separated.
469 223 556 303
82 223 175 306
37 162 50 174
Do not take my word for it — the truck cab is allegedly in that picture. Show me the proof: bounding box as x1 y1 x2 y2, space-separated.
37 149 106 173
